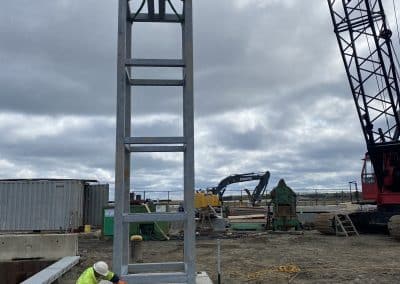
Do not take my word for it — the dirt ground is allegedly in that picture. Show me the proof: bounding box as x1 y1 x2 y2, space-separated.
61 231 400 283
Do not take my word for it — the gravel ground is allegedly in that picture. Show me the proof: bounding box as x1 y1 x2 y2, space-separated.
61 231 400 283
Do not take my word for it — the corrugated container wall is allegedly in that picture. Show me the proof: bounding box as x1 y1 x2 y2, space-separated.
0 180 84 231
84 184 109 227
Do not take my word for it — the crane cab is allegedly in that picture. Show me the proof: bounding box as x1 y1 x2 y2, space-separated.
361 154 378 202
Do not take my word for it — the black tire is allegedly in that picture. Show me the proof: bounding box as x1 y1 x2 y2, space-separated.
388 215 400 240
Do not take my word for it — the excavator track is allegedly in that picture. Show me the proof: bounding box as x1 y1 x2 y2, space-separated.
388 215 400 240
314 213 336 235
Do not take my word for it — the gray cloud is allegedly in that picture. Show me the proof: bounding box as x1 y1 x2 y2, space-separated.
2 0 399 197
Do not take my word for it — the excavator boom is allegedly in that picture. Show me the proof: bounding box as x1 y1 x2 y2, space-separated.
209 171 270 205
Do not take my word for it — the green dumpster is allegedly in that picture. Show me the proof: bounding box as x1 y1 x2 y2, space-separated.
103 204 170 240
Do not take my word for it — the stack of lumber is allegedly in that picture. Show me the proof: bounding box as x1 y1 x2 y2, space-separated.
229 207 267 216
228 214 266 231
228 214 266 223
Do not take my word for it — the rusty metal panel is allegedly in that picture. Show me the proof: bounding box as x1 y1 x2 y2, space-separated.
84 184 109 227
0 180 85 231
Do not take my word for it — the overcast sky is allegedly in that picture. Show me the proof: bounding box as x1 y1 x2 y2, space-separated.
1 0 400 199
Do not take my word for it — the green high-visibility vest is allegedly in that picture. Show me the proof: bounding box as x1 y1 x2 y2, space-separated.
76 267 115 284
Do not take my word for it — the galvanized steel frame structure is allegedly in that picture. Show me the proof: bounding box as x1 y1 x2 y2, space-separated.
113 0 196 283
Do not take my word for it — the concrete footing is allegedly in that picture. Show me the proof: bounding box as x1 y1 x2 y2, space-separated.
0 234 78 261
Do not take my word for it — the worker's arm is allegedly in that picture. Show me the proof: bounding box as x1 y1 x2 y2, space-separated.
105 271 120 283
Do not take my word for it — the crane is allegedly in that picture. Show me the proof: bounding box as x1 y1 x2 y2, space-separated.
325 0 400 234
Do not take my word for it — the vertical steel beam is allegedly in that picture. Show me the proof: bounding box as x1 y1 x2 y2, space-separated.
182 0 196 282
123 12 132 271
113 0 129 275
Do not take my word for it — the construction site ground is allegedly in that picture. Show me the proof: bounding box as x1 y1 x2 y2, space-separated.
61 231 400 283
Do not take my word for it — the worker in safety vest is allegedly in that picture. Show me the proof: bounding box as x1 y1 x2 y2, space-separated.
76 261 125 284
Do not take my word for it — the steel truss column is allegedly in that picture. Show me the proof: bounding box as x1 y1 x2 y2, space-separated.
113 1 196 283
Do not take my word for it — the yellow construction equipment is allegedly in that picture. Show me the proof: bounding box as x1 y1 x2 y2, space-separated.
194 191 221 209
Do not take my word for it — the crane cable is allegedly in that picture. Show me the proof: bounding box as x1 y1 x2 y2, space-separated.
386 0 400 74
392 0 400 49
358 3 390 140
388 0 400 119
360 0 400 140
380 0 400 139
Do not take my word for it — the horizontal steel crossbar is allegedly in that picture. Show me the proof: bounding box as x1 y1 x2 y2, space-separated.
130 79 184 86
130 13 183 23
124 137 185 144
126 145 185 152
128 262 185 273
126 59 184 67
123 272 187 284
122 212 187 223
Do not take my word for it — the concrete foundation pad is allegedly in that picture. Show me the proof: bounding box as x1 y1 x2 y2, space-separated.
0 234 78 261
196 271 213 284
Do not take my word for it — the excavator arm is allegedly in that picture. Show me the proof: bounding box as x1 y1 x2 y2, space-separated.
244 171 270 206
209 171 270 205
